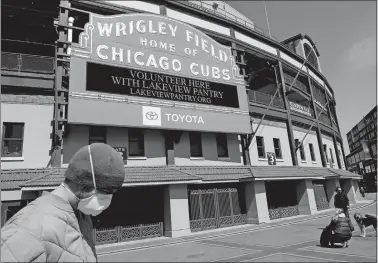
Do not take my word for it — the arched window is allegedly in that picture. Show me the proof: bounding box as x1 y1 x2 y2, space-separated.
304 44 319 70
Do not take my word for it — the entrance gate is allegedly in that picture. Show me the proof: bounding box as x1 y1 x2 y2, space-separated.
313 182 330 211
188 188 246 232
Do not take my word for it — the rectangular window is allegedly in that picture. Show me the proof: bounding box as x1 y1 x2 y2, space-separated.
338 149 344 167
299 141 306 161
309 143 316 162
323 144 329 163
371 164 376 172
128 128 145 157
329 148 334 164
89 126 107 144
355 153 360 162
216 133 229 158
256 136 266 158
273 138 282 159
189 132 203 157
2 122 24 157
295 139 306 161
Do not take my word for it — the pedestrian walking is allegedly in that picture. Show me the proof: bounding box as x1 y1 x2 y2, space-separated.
1 143 126 262
334 187 350 218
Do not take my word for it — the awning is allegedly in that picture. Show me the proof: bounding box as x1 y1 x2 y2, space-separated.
20 166 202 191
177 166 253 182
246 166 324 181
328 168 362 179
1 168 54 190
301 167 338 178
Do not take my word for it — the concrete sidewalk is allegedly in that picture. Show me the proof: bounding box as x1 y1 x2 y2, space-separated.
96 200 376 255
97 201 377 262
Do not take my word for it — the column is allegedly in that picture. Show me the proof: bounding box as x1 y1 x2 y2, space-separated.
296 179 317 215
325 178 340 208
245 181 270 224
342 179 357 205
163 184 191 237
352 180 364 201
1 202 8 227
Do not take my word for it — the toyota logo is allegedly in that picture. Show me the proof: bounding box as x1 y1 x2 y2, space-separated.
145 111 159 120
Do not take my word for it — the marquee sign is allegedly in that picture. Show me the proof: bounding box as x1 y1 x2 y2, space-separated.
86 62 239 108
72 14 244 84
68 13 251 134
289 101 312 117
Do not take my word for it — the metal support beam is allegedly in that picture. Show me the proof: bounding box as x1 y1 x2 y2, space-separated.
308 77 327 167
332 133 342 169
278 60 298 166
324 94 341 168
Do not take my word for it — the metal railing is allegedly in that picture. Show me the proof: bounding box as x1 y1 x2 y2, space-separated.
283 73 309 95
1 52 55 74
268 205 299 220
318 112 332 127
93 222 163 245
181 1 279 41
248 90 285 109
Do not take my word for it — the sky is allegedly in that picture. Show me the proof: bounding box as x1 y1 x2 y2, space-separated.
227 1 377 154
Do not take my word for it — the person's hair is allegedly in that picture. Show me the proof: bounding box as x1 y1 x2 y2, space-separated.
335 187 342 191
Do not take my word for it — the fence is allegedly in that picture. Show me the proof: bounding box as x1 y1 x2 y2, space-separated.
93 222 163 245
318 112 332 127
248 90 285 109
268 205 299 220
1 52 55 74
189 188 247 232
283 73 309 95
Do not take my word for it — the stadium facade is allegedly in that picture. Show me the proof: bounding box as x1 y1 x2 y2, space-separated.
1 0 361 244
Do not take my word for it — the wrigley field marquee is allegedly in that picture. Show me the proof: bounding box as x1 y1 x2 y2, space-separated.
68 14 251 134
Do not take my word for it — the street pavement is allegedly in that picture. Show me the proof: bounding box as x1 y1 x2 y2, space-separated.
98 201 377 262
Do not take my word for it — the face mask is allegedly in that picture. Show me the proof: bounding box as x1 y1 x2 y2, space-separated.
67 145 113 216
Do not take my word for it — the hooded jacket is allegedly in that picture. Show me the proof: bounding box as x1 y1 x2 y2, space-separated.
330 213 354 238
1 192 97 262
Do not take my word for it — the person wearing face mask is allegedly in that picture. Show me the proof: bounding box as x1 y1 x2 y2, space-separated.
1 143 126 262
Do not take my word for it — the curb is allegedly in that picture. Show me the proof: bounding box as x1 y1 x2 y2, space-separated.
97 200 376 256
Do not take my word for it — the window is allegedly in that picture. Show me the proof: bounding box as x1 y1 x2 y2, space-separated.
89 126 106 144
329 148 334 164
256 136 266 158
295 139 306 161
304 43 319 69
323 144 329 163
309 143 316 162
216 133 228 158
273 138 282 159
372 164 376 172
128 128 145 156
355 153 360 162
338 149 344 166
189 132 203 157
2 123 24 157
